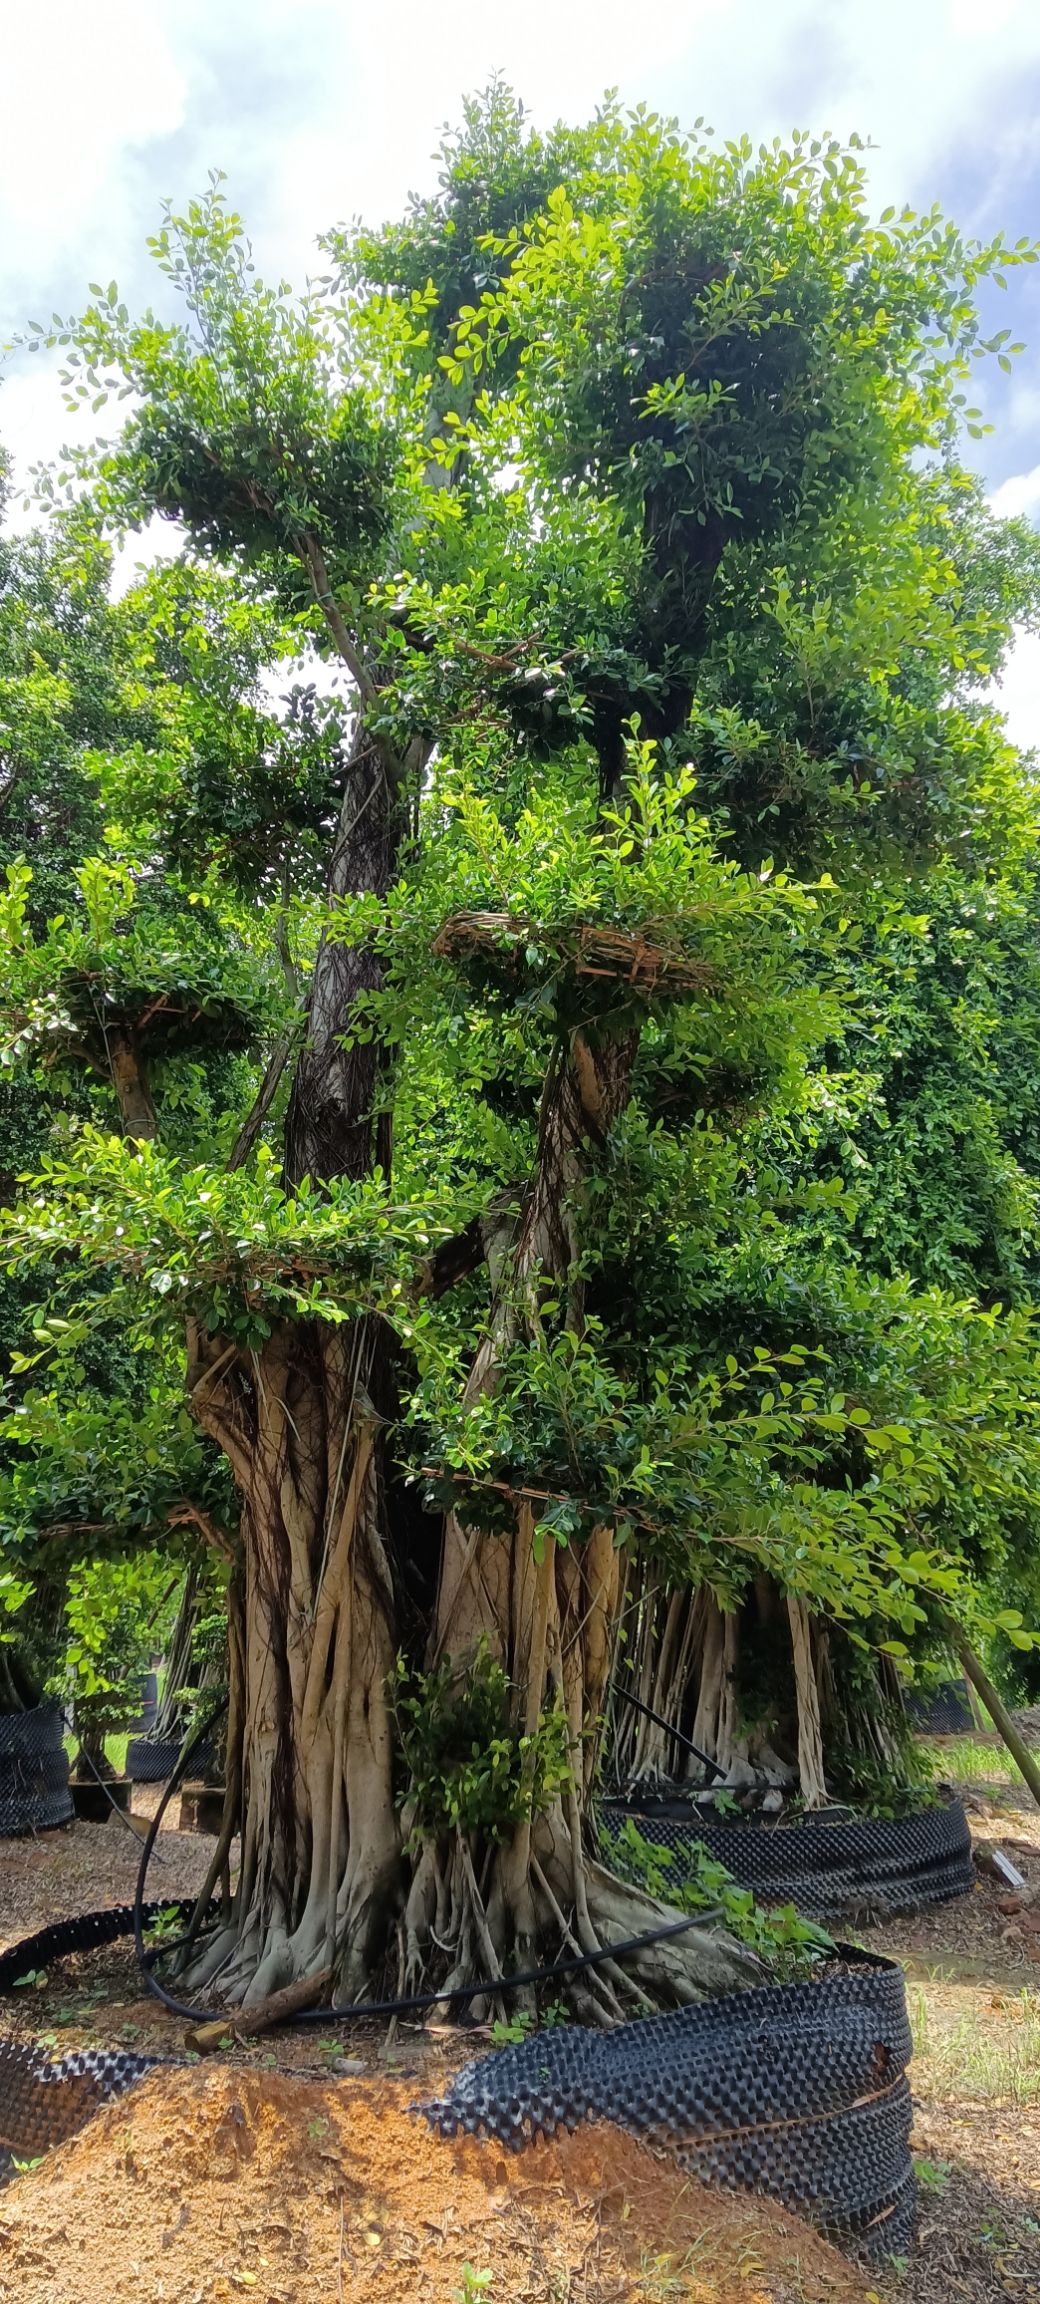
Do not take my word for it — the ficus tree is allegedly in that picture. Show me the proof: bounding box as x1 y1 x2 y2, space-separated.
5 93 1040 2013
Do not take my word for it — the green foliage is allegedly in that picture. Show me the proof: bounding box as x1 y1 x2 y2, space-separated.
56 1552 168 1740
412 1297 1040 1646
338 743 826 1055
453 2269 493 2304
143 1904 191 1946
32 177 396 607
163 1595 228 1737
0 852 277 1085
913 2155 954 2196
392 1641 571 1842
0 505 311 1707
829 1750 937 1820
602 1815 835 1979
489 2010 535 2046
2 1133 456 1343
0 1358 230 1557
0 1567 31 1638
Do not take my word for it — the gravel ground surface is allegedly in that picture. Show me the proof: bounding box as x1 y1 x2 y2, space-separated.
0 1784 227 1955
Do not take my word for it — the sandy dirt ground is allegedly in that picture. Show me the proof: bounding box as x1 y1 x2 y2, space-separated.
3 1770 1040 2301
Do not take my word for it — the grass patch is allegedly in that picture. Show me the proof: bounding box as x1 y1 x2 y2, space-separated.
61 1732 130 1775
910 1983 1040 2105
918 1734 1027 1789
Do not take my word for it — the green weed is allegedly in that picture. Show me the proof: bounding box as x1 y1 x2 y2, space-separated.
913 2154 953 2193
910 1985 1040 2104
490 2011 534 2047
919 1735 1027 1789
454 2270 493 2304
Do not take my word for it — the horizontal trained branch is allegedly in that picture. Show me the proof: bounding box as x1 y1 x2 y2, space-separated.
432 909 718 996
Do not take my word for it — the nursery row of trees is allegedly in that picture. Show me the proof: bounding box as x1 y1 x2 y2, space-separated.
3 89 1040 2009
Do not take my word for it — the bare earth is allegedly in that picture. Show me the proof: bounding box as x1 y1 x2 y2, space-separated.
0 2064 869 2304
2 1775 1040 2301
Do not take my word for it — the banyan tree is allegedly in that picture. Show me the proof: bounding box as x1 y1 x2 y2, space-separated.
5 92 1040 2011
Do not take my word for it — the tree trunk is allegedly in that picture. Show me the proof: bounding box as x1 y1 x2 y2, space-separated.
107 1025 157 1143
180 706 414 2003
410 1033 758 2008
184 1315 403 2003
152 1567 199 1740
283 730 401 1188
788 1594 828 1808
183 745 754 2004
613 1571 820 1796
0 1645 34 1712
71 1722 115 1782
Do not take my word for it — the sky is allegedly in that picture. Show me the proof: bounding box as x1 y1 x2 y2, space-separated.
3 0 1040 736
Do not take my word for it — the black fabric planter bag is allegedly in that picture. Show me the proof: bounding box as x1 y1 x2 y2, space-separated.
423 1952 916 2256
599 1795 974 1918
0 1706 73 1836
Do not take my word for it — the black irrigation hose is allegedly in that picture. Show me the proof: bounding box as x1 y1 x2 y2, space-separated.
614 1686 727 1782
138 1902 731 2029
131 1698 730 2029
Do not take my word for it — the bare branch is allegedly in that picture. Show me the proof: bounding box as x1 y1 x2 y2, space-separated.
418 1214 487 1299
227 1024 296 1172
297 531 374 702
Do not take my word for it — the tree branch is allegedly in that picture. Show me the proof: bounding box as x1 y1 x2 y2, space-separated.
227 1025 297 1172
418 1214 488 1299
296 531 411 796
165 1500 237 1564
297 531 375 703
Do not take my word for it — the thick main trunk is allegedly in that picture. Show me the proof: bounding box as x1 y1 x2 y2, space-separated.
107 1025 157 1143
182 1021 758 2007
407 1508 751 2017
185 1316 402 2004
179 699 415 2002
185 682 757 2007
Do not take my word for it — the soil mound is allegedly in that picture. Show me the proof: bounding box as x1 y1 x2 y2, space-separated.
0 2063 868 2304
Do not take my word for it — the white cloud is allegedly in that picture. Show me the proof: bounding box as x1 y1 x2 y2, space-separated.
990 628 1040 754
4 2 1040 510
990 464 1040 522
2 5 187 294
